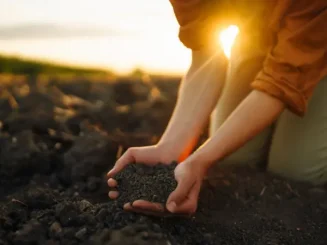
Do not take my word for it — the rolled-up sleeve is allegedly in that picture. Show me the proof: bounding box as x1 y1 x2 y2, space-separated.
169 0 227 50
252 0 327 116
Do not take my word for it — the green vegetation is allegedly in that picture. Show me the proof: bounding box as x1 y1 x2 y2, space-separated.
0 54 113 75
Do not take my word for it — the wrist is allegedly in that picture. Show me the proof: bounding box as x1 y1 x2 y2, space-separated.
156 140 182 162
187 151 213 176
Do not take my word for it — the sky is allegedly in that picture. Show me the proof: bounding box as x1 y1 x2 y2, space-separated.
0 0 192 74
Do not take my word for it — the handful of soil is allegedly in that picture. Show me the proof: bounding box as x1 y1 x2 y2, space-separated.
114 162 178 204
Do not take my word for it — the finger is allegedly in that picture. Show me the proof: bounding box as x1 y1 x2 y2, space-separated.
131 200 165 213
107 178 118 188
107 148 135 177
167 176 194 206
168 181 201 214
124 203 172 217
108 191 119 199
123 202 133 211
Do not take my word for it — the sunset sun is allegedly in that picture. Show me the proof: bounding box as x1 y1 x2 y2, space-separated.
218 25 239 59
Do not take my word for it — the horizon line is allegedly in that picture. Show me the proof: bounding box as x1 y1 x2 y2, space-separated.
0 53 186 76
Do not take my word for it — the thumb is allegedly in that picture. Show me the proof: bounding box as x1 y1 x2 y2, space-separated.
166 177 194 212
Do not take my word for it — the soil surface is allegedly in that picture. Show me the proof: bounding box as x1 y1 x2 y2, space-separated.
114 163 178 204
0 75 326 245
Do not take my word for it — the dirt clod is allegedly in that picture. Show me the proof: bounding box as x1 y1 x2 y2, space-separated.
49 222 62 238
75 227 88 240
12 219 46 245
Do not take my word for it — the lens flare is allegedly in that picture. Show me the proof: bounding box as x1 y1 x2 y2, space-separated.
218 25 239 59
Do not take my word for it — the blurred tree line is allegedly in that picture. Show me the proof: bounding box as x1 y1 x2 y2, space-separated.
0 55 113 75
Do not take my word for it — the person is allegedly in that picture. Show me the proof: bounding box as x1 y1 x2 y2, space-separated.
107 0 327 215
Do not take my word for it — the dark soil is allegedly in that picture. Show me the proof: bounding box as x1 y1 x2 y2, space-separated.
0 75 326 245
114 162 178 204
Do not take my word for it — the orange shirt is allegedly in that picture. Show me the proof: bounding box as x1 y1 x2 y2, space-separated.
169 0 327 116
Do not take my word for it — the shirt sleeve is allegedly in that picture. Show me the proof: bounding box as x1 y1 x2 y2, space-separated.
169 0 225 50
252 0 327 116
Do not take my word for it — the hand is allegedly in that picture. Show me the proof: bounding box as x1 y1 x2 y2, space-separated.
107 144 178 216
165 156 207 215
108 147 208 216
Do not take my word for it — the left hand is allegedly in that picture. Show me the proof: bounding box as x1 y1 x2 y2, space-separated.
165 156 207 214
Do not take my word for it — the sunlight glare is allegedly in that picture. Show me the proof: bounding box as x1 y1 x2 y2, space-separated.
218 25 239 59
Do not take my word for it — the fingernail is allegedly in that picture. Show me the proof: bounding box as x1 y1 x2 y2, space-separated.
167 202 176 212
107 170 112 176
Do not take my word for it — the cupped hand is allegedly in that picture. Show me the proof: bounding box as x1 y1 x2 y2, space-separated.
165 157 206 215
108 146 208 216
107 144 178 215
107 145 174 178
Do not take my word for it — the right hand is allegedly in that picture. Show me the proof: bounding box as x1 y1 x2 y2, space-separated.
106 144 178 215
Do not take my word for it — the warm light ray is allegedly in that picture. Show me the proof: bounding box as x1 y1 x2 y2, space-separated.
218 25 239 59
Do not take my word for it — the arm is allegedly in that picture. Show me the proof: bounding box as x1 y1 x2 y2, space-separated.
194 0 327 167
107 48 227 209
158 48 227 161
192 90 285 170
166 90 285 213
165 0 327 215
161 0 227 161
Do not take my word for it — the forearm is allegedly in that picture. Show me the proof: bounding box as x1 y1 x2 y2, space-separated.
193 90 285 169
158 48 227 161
